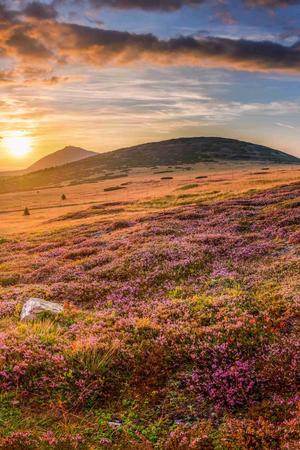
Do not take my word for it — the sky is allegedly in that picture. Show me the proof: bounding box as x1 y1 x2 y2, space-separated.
0 0 300 169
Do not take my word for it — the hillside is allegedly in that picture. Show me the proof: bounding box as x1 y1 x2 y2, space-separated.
0 181 299 447
0 137 299 194
88 137 300 167
26 146 97 172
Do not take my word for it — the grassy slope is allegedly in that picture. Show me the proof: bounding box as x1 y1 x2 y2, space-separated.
0 137 299 194
0 181 299 449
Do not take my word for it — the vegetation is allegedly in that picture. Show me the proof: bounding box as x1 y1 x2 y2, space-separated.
178 183 199 190
0 137 298 195
0 181 299 448
104 186 126 192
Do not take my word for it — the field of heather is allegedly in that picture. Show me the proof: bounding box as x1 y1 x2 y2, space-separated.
0 179 299 449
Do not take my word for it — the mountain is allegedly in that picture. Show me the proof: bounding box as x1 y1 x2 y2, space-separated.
0 146 97 177
79 137 299 168
26 146 97 172
0 137 299 194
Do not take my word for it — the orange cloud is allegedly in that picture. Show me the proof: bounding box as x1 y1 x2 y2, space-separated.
34 22 300 74
0 4 300 80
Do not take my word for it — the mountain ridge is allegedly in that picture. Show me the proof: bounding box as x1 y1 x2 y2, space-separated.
86 136 299 167
0 137 299 194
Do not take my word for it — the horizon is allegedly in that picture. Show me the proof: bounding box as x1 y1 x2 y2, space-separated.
1 1 300 170
1 134 300 172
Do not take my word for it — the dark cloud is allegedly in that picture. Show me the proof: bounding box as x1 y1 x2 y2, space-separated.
2 0 299 22
0 2 18 23
40 22 300 73
55 0 300 11
6 27 53 60
245 0 300 7
52 0 208 12
23 1 58 20
0 1 300 78
89 0 205 11
0 1 57 23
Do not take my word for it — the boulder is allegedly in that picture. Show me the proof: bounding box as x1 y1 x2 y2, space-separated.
20 298 63 321
108 420 122 429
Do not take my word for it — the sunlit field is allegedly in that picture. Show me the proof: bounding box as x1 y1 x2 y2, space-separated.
0 163 299 449
1 163 299 235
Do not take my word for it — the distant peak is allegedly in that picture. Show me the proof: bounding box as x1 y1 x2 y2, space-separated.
26 145 97 173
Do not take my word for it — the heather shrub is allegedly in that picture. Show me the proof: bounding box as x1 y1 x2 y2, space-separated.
0 182 299 447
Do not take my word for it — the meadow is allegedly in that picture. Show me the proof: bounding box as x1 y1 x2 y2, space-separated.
0 164 299 449
0 163 299 235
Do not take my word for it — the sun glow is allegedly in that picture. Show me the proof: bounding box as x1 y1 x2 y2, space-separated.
4 133 32 158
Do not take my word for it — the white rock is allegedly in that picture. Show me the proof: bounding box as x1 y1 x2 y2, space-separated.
108 420 122 429
20 298 63 321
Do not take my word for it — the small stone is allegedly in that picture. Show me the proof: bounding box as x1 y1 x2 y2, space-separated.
20 298 63 321
108 420 122 429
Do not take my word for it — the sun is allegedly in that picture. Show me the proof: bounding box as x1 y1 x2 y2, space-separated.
4 133 32 158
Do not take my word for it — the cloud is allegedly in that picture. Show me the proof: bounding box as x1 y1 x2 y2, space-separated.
0 70 14 83
29 22 300 74
1 0 298 21
23 1 58 20
65 0 207 12
6 27 53 60
245 1 300 7
0 2 18 23
276 122 295 128
213 2 237 25
0 2 300 81
61 0 300 11
0 62 71 86
0 1 57 23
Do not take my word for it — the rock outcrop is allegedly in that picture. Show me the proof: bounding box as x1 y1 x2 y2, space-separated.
20 298 63 321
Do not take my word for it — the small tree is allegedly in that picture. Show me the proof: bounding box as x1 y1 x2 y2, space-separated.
23 207 30 216
61 194 66 200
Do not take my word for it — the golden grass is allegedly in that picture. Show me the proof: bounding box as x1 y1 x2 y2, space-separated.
0 163 299 236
